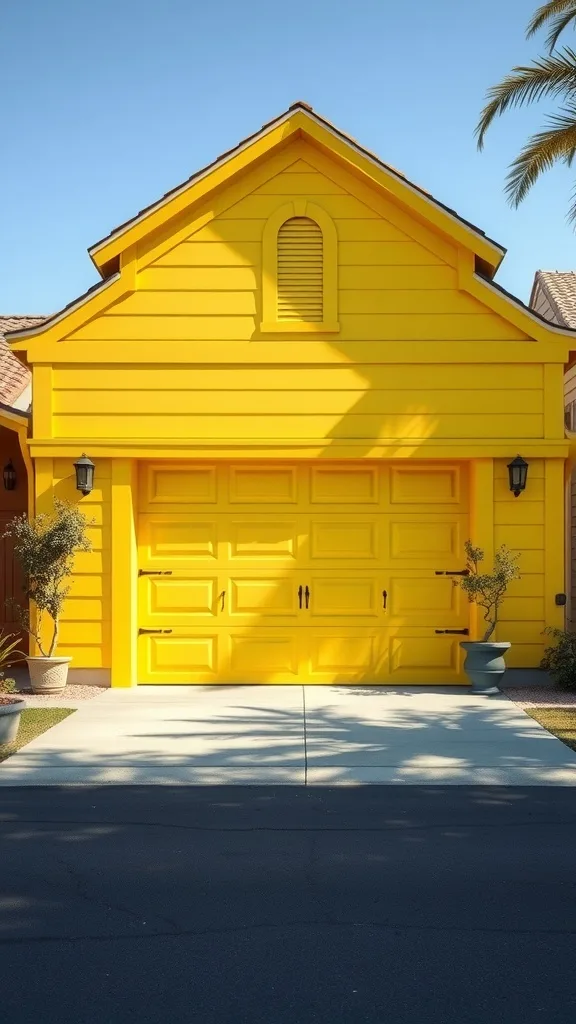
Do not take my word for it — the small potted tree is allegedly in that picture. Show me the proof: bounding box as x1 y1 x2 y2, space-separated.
3 499 91 694
455 540 521 693
0 632 26 744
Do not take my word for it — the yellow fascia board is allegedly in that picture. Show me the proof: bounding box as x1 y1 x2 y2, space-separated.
90 108 503 274
137 143 315 270
287 114 505 271
90 119 299 270
22 339 571 366
0 406 29 430
8 272 126 352
465 268 575 350
28 439 571 460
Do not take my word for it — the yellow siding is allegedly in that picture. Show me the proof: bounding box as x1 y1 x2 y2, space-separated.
47 459 111 670
494 459 546 667
64 145 529 346
52 363 544 443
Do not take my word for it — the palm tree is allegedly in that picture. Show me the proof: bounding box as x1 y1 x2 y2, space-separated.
476 2 576 220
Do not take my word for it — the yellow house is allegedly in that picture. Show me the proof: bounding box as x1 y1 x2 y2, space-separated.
6 102 576 687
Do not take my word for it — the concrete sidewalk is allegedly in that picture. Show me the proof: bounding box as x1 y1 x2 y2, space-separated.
2 685 576 786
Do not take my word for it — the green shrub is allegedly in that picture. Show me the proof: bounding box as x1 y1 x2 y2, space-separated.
454 540 521 642
0 631 22 693
3 500 92 658
541 627 576 690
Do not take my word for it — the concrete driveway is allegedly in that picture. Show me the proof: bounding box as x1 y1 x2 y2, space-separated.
2 685 576 785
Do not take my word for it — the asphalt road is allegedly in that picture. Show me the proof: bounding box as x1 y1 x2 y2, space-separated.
2 785 576 1024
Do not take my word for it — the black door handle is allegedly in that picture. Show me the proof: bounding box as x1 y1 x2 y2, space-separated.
220 590 226 611
382 589 387 610
138 628 173 635
305 586 310 609
435 628 469 635
298 585 303 609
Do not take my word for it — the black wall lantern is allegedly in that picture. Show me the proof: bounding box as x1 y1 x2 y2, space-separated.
74 454 95 496
3 459 16 491
507 455 529 497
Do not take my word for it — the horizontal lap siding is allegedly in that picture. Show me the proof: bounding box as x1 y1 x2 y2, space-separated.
66 160 528 345
52 366 544 442
50 459 111 668
494 459 546 667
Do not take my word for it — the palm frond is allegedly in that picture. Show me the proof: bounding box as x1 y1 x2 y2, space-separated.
527 1 576 39
546 8 576 50
504 105 576 209
476 48 576 149
567 179 576 221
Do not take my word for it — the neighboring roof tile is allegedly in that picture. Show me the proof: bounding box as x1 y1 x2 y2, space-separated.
531 271 576 328
0 316 45 405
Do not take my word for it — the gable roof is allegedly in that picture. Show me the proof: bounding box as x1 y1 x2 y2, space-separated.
530 271 576 329
6 105 576 352
0 316 44 406
87 101 506 277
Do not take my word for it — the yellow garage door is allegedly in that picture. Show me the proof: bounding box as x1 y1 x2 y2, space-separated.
137 462 470 684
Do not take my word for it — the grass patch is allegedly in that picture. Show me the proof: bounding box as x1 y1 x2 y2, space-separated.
525 708 576 753
0 708 74 763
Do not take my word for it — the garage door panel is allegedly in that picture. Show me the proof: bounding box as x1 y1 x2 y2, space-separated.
390 465 466 508
140 515 218 565
228 575 300 620
142 464 217 507
227 517 299 563
229 465 299 504
310 465 379 505
309 574 381 619
389 634 462 683
139 633 219 683
305 630 386 682
389 517 465 566
140 576 219 624
309 519 378 561
226 632 300 680
387 575 462 627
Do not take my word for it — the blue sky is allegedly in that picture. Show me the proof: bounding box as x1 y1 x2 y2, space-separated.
2 0 576 312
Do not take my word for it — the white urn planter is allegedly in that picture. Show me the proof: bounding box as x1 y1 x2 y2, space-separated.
26 656 71 695
0 697 26 744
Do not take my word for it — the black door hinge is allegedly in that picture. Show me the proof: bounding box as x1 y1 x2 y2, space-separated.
435 569 470 577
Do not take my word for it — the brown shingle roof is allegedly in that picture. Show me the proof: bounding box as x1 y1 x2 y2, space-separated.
531 271 576 329
0 316 45 406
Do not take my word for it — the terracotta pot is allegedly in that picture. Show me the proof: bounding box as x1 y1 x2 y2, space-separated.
0 698 26 744
26 657 71 695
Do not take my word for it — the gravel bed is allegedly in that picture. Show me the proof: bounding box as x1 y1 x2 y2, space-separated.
10 685 108 708
501 685 576 708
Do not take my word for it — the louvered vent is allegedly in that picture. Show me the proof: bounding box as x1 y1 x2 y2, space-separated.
277 217 323 322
